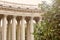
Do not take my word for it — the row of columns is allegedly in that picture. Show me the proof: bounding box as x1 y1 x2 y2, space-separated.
0 15 40 40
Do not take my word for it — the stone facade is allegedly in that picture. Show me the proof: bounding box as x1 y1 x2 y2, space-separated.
0 1 43 40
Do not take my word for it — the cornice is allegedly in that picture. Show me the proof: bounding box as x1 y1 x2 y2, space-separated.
0 1 41 13
0 6 41 13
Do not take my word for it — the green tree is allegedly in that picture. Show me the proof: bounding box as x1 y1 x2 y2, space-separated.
34 0 60 40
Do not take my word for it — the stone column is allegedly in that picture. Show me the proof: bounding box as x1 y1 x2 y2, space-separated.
16 17 21 40
0 18 2 40
0 19 1 27
7 19 11 40
26 21 30 40
20 16 25 40
29 17 34 40
2 15 7 40
25 17 30 40
12 16 16 40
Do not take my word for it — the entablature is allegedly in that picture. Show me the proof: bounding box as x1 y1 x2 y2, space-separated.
0 1 41 13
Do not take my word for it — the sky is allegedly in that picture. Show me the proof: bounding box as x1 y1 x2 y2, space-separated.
0 0 53 5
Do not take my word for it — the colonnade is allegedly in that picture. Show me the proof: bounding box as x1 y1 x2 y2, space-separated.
0 14 40 40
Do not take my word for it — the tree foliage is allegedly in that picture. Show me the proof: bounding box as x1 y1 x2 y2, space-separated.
34 0 60 40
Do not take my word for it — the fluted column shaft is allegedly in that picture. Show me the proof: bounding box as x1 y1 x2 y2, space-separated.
20 16 25 40
30 17 34 40
0 19 1 27
16 20 21 40
26 21 30 40
7 20 11 40
12 16 16 40
2 15 7 40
